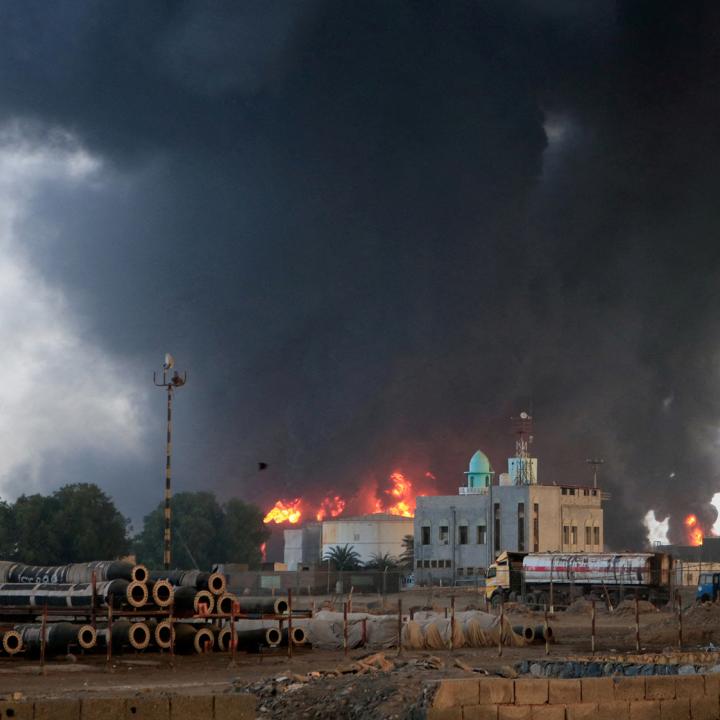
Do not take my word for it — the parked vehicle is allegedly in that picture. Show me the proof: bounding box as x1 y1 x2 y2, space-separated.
486 550 673 608
696 572 720 603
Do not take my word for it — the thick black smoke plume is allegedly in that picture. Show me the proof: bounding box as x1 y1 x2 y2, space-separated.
0 1 719 546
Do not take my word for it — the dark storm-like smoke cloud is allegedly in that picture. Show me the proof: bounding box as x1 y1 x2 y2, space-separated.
0 1 719 546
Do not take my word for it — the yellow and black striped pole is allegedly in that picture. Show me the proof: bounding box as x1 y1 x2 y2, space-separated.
164 382 173 570
154 355 187 571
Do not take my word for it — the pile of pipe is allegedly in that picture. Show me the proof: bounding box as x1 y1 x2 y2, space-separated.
0 559 240 657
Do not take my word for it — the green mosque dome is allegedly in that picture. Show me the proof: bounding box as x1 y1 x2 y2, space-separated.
468 449 492 474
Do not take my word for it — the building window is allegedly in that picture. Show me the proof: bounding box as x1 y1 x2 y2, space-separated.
458 567 464 576
421 526 431 545
591 489 597 496
353 533 360 541
517 503 525 552
416 560 422 569
423 560 430 568
571 526 577 545
466 567 474 576
477 525 487 544
563 525 570 545
533 503 539 552
439 526 449 544
459 525 468 545
431 560 437 568
494 503 501 554
562 488 567 495
594 526 600 546
585 526 592 546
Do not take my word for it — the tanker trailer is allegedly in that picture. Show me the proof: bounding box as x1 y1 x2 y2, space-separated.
486 551 672 608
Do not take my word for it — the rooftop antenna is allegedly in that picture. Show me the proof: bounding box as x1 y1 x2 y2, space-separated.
586 458 604 489
154 354 188 570
511 411 534 483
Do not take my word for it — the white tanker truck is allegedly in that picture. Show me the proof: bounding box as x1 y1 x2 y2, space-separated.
485 550 673 608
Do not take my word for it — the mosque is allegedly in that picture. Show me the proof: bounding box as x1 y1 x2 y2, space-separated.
414 414 605 584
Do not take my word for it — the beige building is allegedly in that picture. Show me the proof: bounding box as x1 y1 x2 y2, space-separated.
321 514 413 565
415 442 606 583
530 484 604 553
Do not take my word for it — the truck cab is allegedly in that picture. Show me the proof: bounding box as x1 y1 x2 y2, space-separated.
485 551 526 606
696 572 720 603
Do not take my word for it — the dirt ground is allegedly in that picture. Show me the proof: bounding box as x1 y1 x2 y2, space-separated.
0 588 713 719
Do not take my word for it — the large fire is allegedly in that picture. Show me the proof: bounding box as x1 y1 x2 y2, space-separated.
263 498 303 524
373 471 415 517
263 469 433 525
316 495 346 521
685 514 704 546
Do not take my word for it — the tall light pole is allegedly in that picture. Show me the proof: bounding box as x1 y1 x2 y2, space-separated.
154 354 187 570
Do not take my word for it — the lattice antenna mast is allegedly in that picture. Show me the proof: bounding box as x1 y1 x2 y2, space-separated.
512 411 534 484
153 354 188 571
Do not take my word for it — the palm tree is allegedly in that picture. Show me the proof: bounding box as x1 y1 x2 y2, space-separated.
364 552 399 571
323 544 362 571
400 534 414 569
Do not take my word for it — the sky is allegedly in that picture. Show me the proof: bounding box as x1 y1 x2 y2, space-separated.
0 1 719 547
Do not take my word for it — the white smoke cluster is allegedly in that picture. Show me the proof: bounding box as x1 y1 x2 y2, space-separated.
642 509 669 545
0 123 148 497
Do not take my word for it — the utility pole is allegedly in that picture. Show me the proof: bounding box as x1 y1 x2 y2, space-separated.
586 458 604 489
154 354 188 570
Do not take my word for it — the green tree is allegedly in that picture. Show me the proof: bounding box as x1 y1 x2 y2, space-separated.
0 501 16 559
220 498 270 568
13 485 128 564
323 544 361 571
50 484 129 563
364 552 399 571
134 492 225 570
11 494 60 563
400 534 414 569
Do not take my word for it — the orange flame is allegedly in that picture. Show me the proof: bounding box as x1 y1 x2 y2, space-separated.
263 498 303 525
375 471 415 517
685 514 704 546
316 495 346 521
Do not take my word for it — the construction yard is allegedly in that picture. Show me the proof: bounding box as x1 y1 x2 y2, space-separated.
1 586 719 719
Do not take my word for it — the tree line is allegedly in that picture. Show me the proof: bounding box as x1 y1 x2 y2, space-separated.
0 483 270 569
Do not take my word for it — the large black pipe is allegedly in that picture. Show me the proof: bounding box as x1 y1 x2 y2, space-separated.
0 580 129 609
0 561 136 584
229 597 289 615
234 627 281 652
15 622 96 655
174 623 215 654
101 621 151 651
173 587 215 614
1 630 22 655
149 570 226 595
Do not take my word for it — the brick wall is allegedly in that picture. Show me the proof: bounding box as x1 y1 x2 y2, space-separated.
430 675 720 720
0 692 255 720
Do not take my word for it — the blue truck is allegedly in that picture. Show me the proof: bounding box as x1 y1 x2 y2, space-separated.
696 572 720 603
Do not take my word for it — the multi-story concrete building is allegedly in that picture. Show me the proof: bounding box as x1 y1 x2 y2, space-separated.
414 415 605 584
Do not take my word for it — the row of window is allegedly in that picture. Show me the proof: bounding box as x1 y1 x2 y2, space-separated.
414 561 485 576
420 502 540 553
416 559 452 569
420 525 487 545
561 487 598 497
562 525 601 546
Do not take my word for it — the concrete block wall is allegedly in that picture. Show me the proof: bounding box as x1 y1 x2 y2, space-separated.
430 675 720 719
0 692 254 720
